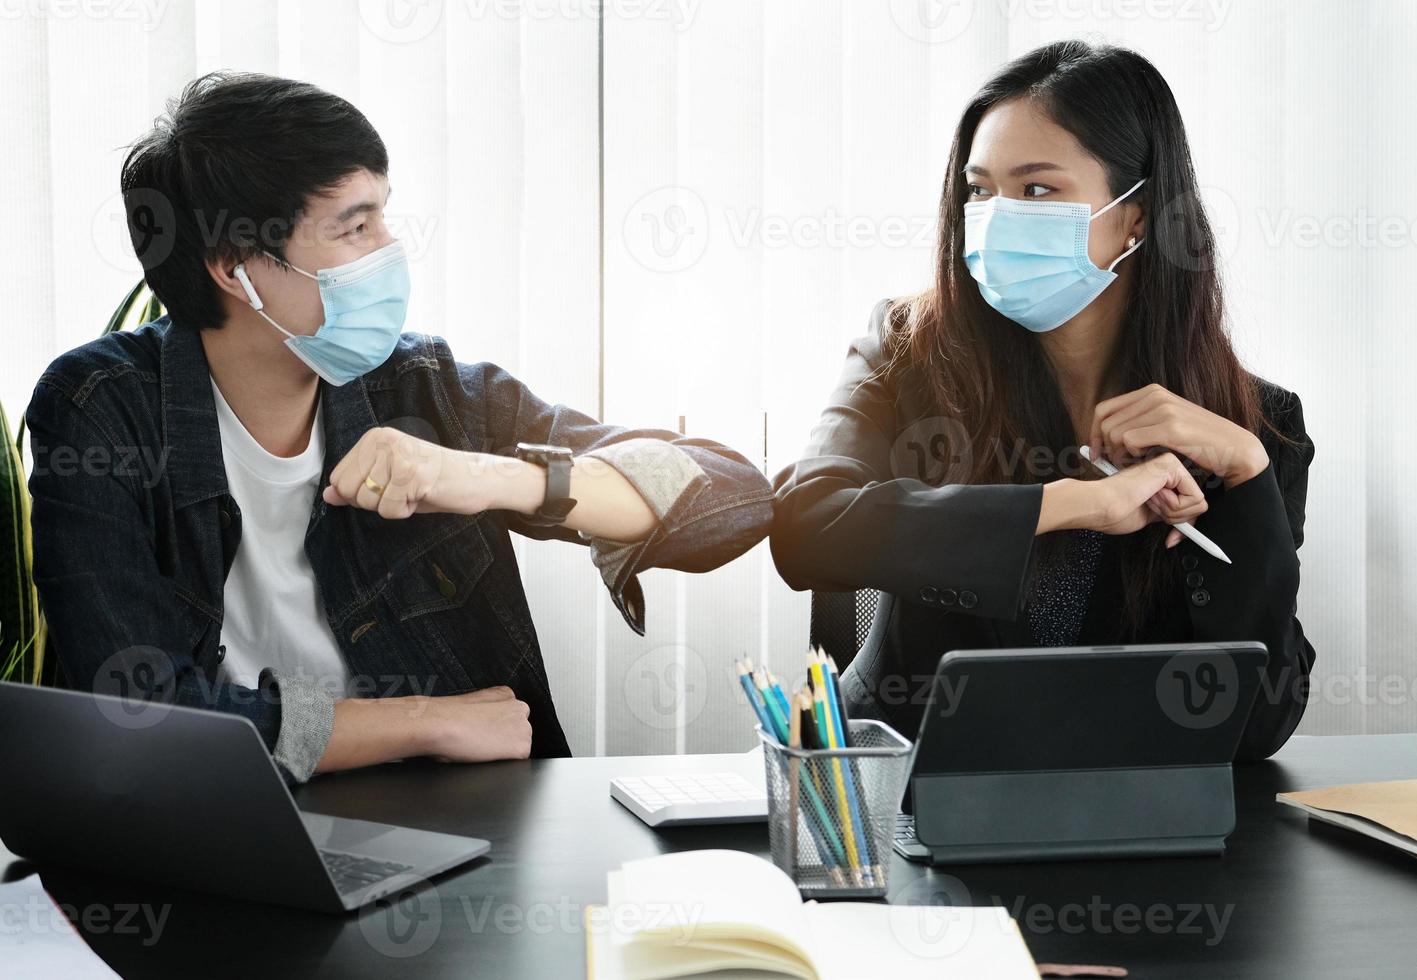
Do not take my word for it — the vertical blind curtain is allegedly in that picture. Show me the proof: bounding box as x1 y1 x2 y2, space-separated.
3 0 1412 747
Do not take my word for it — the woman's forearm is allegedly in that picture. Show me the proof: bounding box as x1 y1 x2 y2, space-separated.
1037 478 1106 534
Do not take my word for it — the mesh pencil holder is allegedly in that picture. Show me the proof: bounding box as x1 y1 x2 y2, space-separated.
758 719 913 899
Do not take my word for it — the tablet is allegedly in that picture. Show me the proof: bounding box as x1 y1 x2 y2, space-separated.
903 642 1269 863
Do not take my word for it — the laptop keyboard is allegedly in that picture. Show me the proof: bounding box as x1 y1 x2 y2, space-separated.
895 812 918 846
319 849 415 893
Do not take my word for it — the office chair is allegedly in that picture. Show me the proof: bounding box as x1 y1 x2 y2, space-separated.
808 588 881 672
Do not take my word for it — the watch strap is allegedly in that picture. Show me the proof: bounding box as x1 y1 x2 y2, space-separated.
537 454 576 524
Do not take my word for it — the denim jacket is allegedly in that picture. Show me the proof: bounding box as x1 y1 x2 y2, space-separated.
26 318 773 779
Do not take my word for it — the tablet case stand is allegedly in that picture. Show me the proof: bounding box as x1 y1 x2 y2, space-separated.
912 763 1236 863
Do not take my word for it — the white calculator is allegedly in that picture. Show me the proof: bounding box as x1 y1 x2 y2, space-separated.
610 771 769 827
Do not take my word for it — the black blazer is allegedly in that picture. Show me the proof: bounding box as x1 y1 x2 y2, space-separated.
770 300 1317 761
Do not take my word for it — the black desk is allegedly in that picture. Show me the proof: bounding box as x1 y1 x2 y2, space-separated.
4 734 1416 978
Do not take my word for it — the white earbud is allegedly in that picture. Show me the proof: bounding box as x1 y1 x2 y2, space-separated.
232 264 264 311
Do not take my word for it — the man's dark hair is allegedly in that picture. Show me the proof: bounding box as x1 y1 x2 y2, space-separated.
120 72 388 329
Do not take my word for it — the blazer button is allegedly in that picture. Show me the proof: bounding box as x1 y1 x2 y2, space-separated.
1181 555 1198 571
1190 588 1211 607
958 590 978 610
919 586 939 604
939 588 958 607
1185 571 1204 589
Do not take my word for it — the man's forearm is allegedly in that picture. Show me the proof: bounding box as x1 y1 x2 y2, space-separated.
439 451 659 542
519 455 657 541
314 688 535 773
314 697 438 774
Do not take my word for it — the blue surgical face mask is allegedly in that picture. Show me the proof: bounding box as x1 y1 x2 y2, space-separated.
962 178 1146 333
234 240 410 386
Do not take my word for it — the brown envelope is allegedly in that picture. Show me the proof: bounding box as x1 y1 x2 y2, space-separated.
1279 779 1417 840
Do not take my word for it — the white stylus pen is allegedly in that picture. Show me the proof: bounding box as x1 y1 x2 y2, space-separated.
1078 445 1232 565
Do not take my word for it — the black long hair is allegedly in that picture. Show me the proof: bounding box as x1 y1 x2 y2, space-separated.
888 39 1263 636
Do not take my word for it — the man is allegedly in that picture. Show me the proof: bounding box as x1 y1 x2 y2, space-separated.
27 72 772 782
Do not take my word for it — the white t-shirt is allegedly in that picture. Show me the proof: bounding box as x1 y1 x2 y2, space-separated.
211 381 352 702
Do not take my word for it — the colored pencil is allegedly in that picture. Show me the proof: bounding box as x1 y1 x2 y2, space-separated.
811 670 864 886
788 685 801 867
823 651 881 883
736 660 775 738
754 670 791 744
794 690 847 882
813 651 876 887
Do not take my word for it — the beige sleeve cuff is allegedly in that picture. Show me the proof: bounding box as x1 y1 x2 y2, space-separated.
579 438 704 522
271 674 336 783
576 438 705 627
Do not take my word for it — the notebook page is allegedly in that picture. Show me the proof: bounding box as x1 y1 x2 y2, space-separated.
608 851 814 966
803 903 1037 980
586 908 800 980
615 935 812 980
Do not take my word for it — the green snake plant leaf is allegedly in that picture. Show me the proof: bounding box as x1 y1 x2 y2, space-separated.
105 278 149 335
19 279 161 457
0 397 45 684
5 279 155 683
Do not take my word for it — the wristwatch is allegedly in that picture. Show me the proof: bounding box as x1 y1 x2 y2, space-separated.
514 443 577 526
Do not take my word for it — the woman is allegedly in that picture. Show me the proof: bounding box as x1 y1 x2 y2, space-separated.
770 40 1315 761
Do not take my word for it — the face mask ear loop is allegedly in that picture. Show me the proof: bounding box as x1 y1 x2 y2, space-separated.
254 307 301 340
1106 236 1146 272
1089 177 1147 222
235 261 304 341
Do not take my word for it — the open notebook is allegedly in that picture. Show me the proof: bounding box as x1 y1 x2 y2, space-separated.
584 850 1038 980
1278 779 1417 857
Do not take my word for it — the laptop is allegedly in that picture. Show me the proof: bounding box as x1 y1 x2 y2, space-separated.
893 642 1269 864
0 682 489 913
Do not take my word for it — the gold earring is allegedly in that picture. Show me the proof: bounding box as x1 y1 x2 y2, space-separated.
1127 236 1138 247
